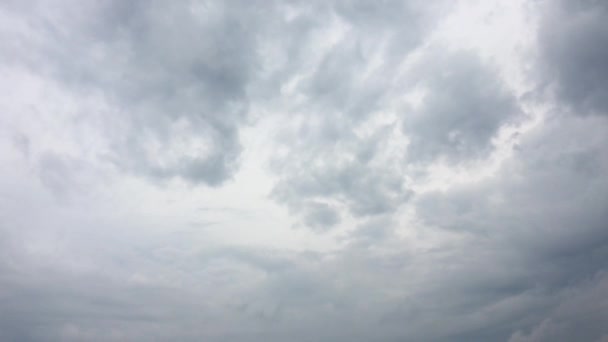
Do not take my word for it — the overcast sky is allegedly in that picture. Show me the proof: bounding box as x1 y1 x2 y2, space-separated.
1 0 608 341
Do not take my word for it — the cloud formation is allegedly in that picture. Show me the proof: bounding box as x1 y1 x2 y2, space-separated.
538 0 608 116
1 0 608 341
403 50 522 162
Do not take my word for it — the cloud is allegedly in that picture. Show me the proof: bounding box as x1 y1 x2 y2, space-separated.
270 48 523 231
266 1 454 231
537 0 608 116
403 50 523 163
272 136 412 230
412 113 608 340
1 0 275 186
508 272 608 342
301 201 341 232
1 0 608 341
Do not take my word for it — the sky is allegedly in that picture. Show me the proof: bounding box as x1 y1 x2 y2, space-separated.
1 0 608 341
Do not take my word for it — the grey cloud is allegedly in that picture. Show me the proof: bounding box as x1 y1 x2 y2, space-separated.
509 272 608 342
0 215 390 341
36 153 93 198
11 132 30 158
267 0 450 231
350 216 394 242
301 201 341 232
403 50 522 163
1 145 607 342
303 35 375 119
272 131 412 230
413 114 608 339
332 0 450 63
299 1 433 121
538 0 608 116
1 0 272 186
272 49 521 231
2 1 608 341
227 126 601 340
0 0 448 193
258 0 447 99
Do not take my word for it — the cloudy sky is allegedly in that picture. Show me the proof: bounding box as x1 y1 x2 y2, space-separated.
1 0 608 341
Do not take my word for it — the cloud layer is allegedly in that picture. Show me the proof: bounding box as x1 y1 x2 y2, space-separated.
1 0 608 341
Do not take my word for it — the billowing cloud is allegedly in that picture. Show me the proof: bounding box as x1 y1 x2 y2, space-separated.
1 0 275 186
1 0 608 341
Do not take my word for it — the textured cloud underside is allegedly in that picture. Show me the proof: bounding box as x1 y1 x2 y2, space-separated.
1 0 608 341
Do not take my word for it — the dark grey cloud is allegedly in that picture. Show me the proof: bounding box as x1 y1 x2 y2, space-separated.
538 0 608 116
403 50 523 163
413 113 608 340
508 272 608 342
